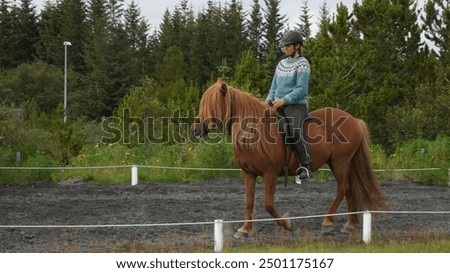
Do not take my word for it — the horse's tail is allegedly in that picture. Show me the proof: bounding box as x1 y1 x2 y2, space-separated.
347 119 388 212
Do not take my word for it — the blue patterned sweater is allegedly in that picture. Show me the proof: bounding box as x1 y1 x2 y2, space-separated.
265 56 310 106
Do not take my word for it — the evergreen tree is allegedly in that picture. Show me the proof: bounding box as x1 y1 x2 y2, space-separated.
384 0 450 144
190 1 216 85
36 1 63 66
247 0 264 60
233 49 268 97
37 0 86 71
262 0 286 66
153 44 199 144
157 10 175 58
297 0 312 40
33 0 151 119
0 0 39 69
189 1 227 85
124 0 151 77
59 0 88 73
173 0 195 68
156 1 194 68
316 1 331 37
15 0 39 65
263 0 285 46
0 0 17 69
261 42 279 90
156 45 187 85
74 0 112 119
208 1 228 79
223 0 246 72
422 0 450 60
307 3 360 112
352 0 423 148
146 29 159 76
106 0 124 28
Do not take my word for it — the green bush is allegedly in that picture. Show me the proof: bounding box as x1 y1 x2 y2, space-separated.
0 146 57 186
188 138 240 180
55 143 138 183
387 136 450 185
53 136 239 183
369 143 393 183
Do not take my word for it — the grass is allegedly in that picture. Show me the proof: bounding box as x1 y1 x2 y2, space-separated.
33 230 448 253
221 226 450 253
227 238 450 253
99 230 450 253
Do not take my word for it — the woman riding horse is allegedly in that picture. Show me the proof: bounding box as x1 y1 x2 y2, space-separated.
191 82 387 239
266 30 312 181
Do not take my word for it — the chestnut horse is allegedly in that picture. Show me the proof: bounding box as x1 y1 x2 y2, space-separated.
191 79 387 238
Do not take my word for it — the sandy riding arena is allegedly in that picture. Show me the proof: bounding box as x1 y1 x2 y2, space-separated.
0 178 448 252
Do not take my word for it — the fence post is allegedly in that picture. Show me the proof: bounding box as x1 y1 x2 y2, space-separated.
214 219 224 253
131 165 138 186
363 211 372 244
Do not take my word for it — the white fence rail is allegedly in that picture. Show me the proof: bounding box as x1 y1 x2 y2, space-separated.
0 165 449 186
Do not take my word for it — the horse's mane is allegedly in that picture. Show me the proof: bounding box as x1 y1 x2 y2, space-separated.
202 81 281 157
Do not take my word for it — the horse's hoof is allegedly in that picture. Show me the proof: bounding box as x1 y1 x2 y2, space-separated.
340 226 355 234
321 225 334 234
281 212 293 231
233 230 248 239
288 221 296 233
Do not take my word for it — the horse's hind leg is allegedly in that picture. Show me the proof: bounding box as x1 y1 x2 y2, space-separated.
322 163 349 234
341 191 359 234
235 171 256 238
263 173 293 232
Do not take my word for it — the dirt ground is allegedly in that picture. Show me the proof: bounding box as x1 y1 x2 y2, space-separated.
0 177 449 252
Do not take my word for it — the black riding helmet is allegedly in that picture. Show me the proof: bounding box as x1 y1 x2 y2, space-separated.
280 30 303 46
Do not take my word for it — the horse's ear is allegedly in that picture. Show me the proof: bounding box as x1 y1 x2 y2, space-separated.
219 82 227 97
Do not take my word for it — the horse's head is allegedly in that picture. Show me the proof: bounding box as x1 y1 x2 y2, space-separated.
190 78 231 139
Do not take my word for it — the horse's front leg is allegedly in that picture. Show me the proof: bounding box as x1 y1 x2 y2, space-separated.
234 171 256 238
263 173 293 231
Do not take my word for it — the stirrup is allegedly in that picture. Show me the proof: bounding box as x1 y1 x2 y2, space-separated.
295 166 310 184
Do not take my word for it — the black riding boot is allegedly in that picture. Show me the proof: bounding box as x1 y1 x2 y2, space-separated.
292 139 312 180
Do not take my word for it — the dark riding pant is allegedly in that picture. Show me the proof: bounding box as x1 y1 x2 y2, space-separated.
278 104 311 166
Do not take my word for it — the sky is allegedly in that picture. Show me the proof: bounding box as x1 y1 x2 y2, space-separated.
32 0 361 34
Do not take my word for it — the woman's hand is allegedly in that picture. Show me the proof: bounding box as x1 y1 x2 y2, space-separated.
271 99 284 109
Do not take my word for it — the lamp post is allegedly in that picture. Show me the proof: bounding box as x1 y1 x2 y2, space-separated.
63 41 72 123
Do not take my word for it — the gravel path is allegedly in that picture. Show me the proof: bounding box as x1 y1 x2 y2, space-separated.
0 178 448 252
